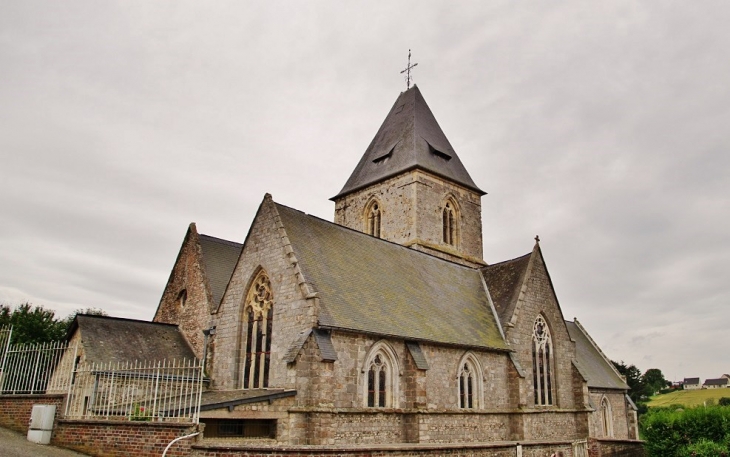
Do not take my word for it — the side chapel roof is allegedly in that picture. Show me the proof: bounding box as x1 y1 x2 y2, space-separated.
566 320 629 390
71 314 196 364
274 202 507 350
198 234 243 306
332 85 484 199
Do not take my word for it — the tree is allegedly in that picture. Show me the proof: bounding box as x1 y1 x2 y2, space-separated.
0 303 67 344
613 360 646 403
0 303 107 345
642 368 669 396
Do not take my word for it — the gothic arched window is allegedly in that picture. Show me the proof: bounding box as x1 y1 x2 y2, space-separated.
457 352 483 409
366 200 382 238
362 342 399 408
242 271 274 389
442 200 456 246
601 397 613 437
532 315 554 406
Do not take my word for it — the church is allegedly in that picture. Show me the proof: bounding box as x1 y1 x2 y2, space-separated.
151 85 641 453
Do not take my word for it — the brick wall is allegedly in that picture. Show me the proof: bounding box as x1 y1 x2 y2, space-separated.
0 394 65 433
53 419 199 457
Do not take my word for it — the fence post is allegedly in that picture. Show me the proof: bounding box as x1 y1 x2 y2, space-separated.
195 358 203 424
64 342 79 416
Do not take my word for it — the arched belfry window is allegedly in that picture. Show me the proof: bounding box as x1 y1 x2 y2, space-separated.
442 199 457 246
242 270 274 389
365 200 382 238
362 341 399 408
532 315 554 406
457 352 484 409
601 396 614 437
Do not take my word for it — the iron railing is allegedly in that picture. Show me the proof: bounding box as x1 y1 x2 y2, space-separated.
65 358 204 423
0 339 71 394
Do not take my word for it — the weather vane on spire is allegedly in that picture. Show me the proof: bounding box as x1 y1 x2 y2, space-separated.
400 49 418 89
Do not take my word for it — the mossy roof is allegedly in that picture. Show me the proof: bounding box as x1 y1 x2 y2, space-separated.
480 253 532 326
198 234 242 306
275 203 508 350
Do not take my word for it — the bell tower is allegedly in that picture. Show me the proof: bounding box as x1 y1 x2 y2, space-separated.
331 86 486 267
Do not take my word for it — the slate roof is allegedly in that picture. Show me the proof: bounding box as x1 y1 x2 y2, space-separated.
72 315 196 364
332 85 484 199
565 320 629 390
198 234 243 306
199 389 296 411
704 378 729 386
480 253 531 326
684 377 700 385
275 203 508 350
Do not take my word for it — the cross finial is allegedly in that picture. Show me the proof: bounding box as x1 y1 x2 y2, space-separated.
534 235 540 243
400 49 418 89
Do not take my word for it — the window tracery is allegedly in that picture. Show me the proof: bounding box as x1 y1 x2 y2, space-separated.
242 271 274 389
366 200 382 238
362 342 399 408
457 352 483 409
532 315 554 406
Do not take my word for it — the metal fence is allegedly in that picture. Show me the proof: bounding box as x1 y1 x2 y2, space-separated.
65 358 204 423
0 339 71 394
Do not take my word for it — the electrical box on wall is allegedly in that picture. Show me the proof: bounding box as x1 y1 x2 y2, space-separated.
27 404 56 445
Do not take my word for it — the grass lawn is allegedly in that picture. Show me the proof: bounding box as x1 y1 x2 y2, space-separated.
647 388 730 408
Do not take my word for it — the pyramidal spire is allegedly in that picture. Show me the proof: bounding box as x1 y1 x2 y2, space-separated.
332 86 484 200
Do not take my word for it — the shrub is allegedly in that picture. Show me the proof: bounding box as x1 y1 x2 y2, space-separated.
641 405 730 456
719 397 730 407
677 438 729 457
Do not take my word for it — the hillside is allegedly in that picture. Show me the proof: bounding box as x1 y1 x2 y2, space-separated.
647 388 730 408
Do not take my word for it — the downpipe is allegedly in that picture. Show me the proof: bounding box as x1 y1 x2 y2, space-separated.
162 431 200 457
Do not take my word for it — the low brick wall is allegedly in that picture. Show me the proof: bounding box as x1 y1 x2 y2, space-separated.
54 419 200 457
0 394 65 433
191 440 574 457
588 438 645 457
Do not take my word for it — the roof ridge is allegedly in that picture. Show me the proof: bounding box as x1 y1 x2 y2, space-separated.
482 251 532 269
77 314 179 327
199 233 243 248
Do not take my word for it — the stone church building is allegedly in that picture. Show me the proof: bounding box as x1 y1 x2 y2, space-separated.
152 86 640 453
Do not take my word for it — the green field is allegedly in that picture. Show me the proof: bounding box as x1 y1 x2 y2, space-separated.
647 388 730 408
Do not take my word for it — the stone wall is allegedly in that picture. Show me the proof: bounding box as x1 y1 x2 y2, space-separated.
153 223 212 359
588 438 645 457
0 393 65 433
211 197 317 390
333 170 484 266
191 440 576 457
53 419 198 457
504 250 580 410
588 390 630 440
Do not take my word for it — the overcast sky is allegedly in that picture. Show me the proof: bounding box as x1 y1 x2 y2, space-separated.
1 1 728 382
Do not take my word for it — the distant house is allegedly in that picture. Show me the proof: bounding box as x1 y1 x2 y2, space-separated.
703 378 729 389
683 377 701 390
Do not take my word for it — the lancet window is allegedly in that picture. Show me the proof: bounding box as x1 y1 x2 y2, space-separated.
242 271 274 389
366 200 382 238
457 352 483 409
442 200 456 245
532 315 554 406
363 342 398 408
601 397 613 437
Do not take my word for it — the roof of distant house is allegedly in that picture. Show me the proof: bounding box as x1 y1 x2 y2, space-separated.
683 377 700 384
704 378 729 386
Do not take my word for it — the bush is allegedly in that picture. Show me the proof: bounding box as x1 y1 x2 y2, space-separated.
677 438 729 457
719 397 730 407
641 406 730 456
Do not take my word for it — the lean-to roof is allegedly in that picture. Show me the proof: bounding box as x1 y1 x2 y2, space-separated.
566 320 629 390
